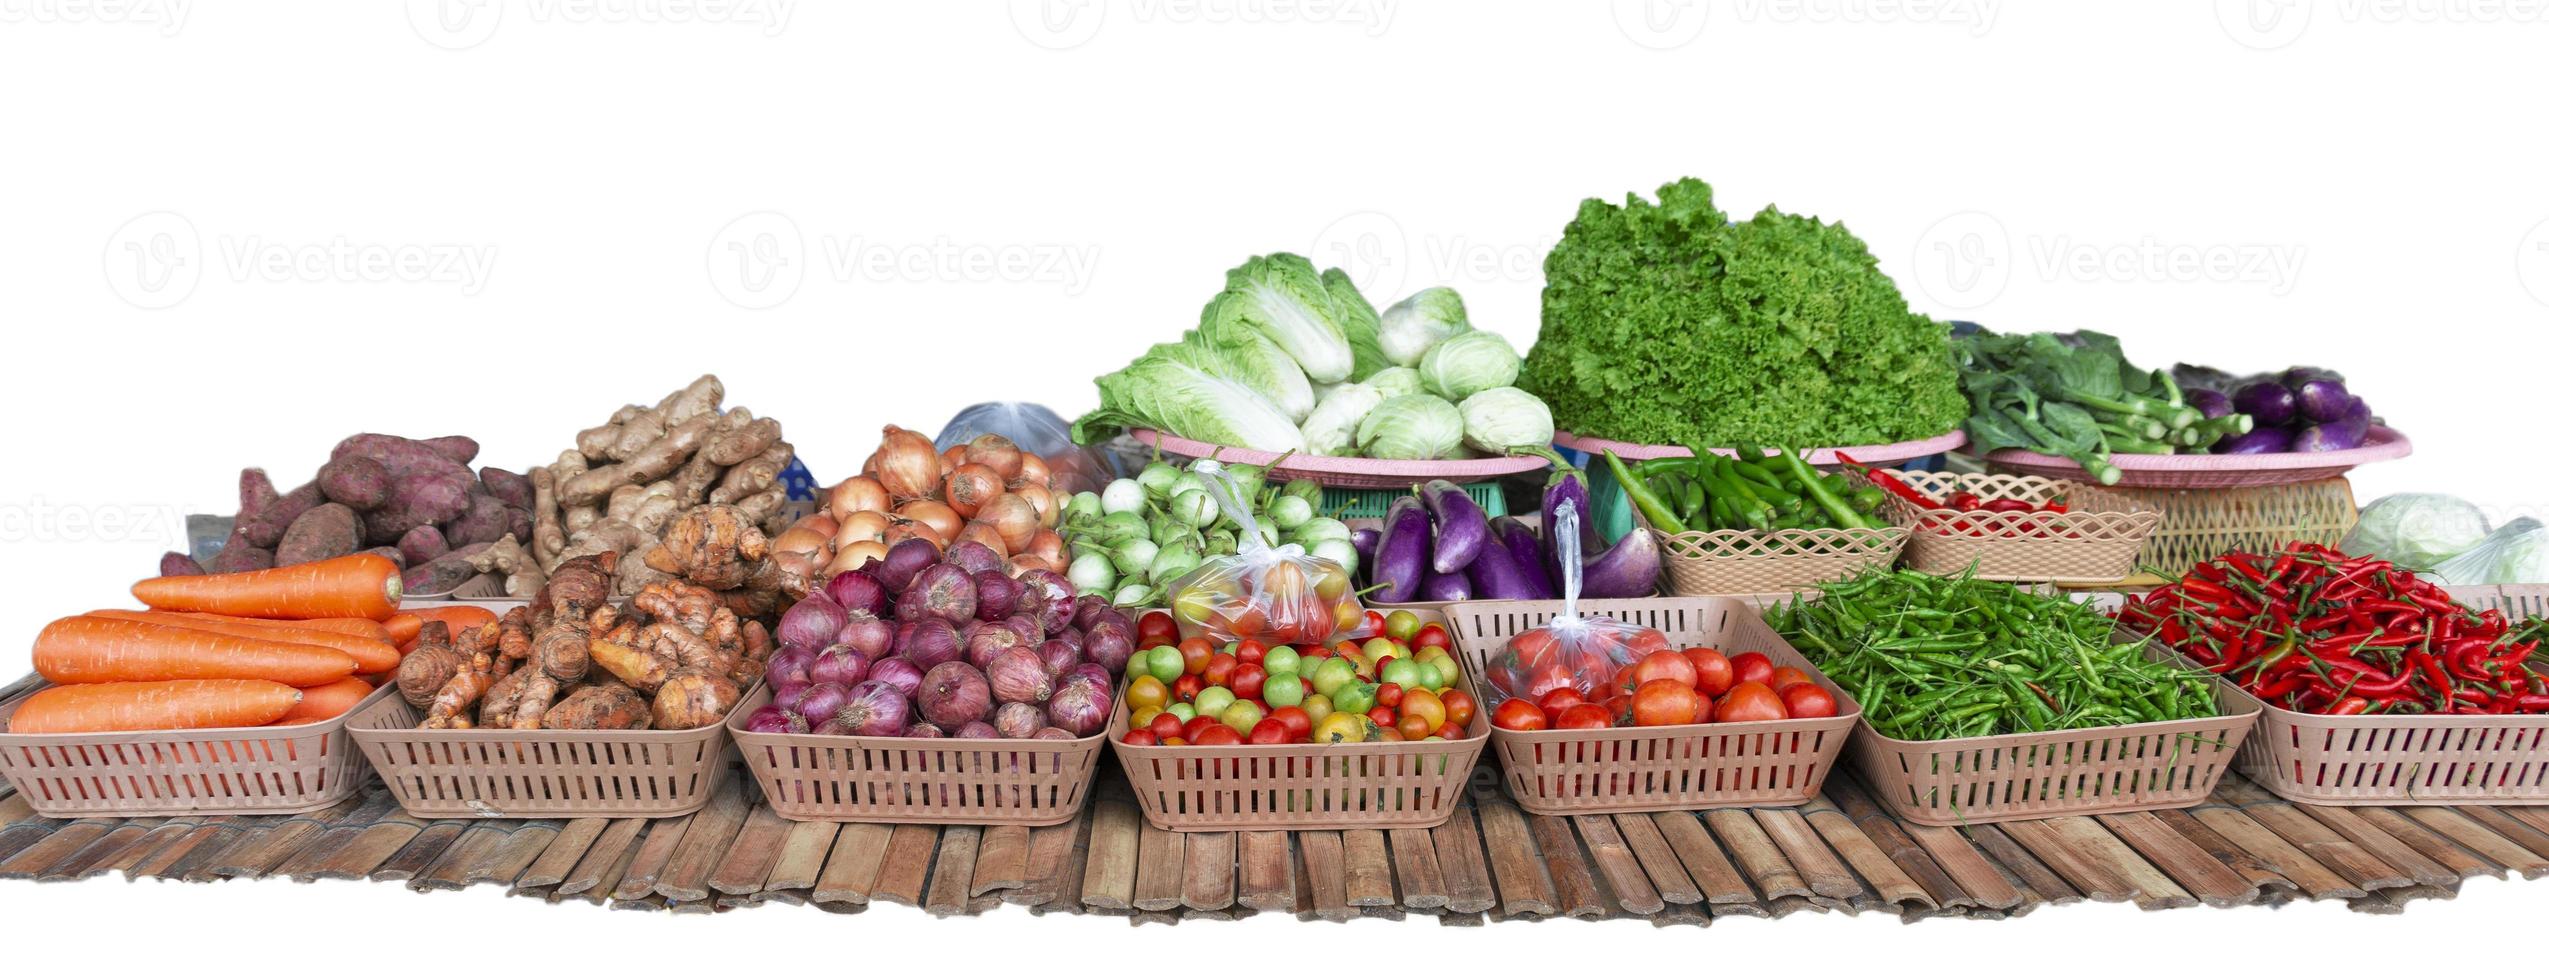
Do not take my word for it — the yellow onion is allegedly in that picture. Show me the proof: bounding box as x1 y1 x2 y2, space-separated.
1011 484 1058 528
833 510 889 548
868 425 942 502
773 522 831 558
883 516 948 550
826 540 888 576
941 463 1004 519
965 433 1024 481
896 498 962 543
1014 453 1050 490
828 476 890 521
956 520 1010 558
800 513 840 539
1024 528 1066 567
976 494 1041 553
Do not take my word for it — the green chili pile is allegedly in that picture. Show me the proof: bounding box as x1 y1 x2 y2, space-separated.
1768 568 2222 740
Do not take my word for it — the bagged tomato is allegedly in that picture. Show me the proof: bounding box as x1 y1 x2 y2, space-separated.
1165 461 1366 647
1483 499 1668 707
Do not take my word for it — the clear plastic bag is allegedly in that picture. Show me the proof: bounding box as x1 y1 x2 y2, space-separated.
1163 460 1368 646
2434 517 2549 587
1481 499 1671 707
2342 493 2492 570
934 402 1115 495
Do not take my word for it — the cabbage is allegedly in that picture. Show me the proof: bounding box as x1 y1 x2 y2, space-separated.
1355 393 1464 460
1363 366 1422 399
1169 326 1315 422
1075 347 1306 452
2342 493 2492 570
1379 287 1470 367
1458 386 1554 455
1205 254 1355 384
1301 383 1384 457
2434 518 2549 586
1418 330 1521 401
1323 267 1393 380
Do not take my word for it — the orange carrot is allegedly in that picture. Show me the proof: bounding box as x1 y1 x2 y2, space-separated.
382 606 498 647
174 611 390 641
131 553 401 621
84 609 401 675
8 680 301 733
33 617 357 687
274 677 374 725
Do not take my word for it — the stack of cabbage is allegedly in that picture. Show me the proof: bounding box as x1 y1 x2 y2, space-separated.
1072 253 1555 460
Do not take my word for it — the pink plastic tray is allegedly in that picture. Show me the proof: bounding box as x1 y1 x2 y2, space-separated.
1130 429 1550 490
1552 430 1966 467
1984 425 2412 490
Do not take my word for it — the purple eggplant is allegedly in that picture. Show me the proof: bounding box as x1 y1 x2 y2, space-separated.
1463 527 1539 600
1492 517 1555 600
2184 388 2234 420
2212 428 2294 455
2292 413 2371 452
2232 382 2298 427
2295 378 2352 424
1578 528 1661 599
1417 569 1474 603
1369 496 1432 604
2280 366 2344 388
1541 468 1590 551
1351 527 1380 573
1420 480 1487 575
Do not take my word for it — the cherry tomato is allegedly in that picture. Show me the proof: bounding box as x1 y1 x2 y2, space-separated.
1181 714 1221 740
1268 705 1313 741
1555 703 1613 729
1767 666 1816 693
1193 725 1243 747
1524 663 1576 702
1138 611 1177 644
1602 695 1634 726
1368 705 1397 727
1729 651 1775 688
1234 640 1267 665
1122 729 1159 746
1146 712 1183 743
1179 638 1215 676
1399 687 1446 734
1384 610 1421 642
1396 713 1433 741
1314 712 1368 744
1783 684 1839 719
1439 689 1476 728
1231 663 1268 701
1537 688 1586 717
1436 722 1466 741
1172 674 1205 702
1411 624 1452 655
1203 653 1238 688
1716 681 1789 722
1630 650 1698 691
1491 699 1548 732
1245 720 1293 745
1375 682 1404 709
1126 675 1169 711
1685 647 1735 697
1629 679 1702 727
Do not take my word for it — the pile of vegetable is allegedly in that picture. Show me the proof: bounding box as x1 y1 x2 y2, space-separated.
766 426 1069 596
2120 543 2549 716
1161 463 1368 649
1073 255 1554 460
1609 446 1884 536
2172 363 2381 455
1954 330 2252 485
2344 493 2547 585
1770 568 2223 740
1357 465 1659 602
1057 456 1353 607
1519 177 1967 449
1119 609 1475 745
17 554 406 733
171 434 533 591
1855 461 2078 537
1486 642 1840 731
743 537 1121 740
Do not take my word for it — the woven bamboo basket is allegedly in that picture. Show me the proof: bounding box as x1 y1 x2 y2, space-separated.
1440 597 1859 814
1880 471 2160 583
1642 511 1907 596
728 685 1105 826
0 678 394 818
2091 478 2359 584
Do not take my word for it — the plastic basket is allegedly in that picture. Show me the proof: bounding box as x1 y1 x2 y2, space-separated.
1322 482 1506 521
0 678 394 818
1439 597 1860 814
1983 425 2412 490
345 690 737 819
727 685 1105 825
2447 584 2549 621
1879 471 2161 583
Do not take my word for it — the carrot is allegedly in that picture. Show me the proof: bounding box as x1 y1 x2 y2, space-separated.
382 606 497 647
84 609 401 675
175 611 390 642
274 677 374 725
131 553 401 621
33 617 357 687
8 680 301 733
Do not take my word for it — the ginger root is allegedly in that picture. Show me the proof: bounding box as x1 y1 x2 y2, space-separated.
645 504 770 591
543 681 651 730
396 621 460 709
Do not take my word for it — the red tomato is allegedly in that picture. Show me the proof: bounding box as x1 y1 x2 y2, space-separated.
1360 610 1386 638
1375 682 1404 709
1138 611 1177 644
1685 647 1735 697
1172 674 1205 702
1440 689 1476 728
1436 722 1466 741
1411 624 1452 656
1179 638 1216 676
1235 640 1267 665
1491 699 1548 731
1716 681 1788 722
1620 629 1673 661
1232 663 1268 700
1396 713 1432 741
1182 715 1221 740
1245 720 1292 745
1630 650 1698 691
1602 695 1634 726
1767 666 1816 693
1333 639 1361 662
1524 663 1576 702
1193 725 1243 747
1555 703 1613 730
1122 729 1159 746
1630 679 1702 727
1536 688 1586 717
1729 651 1775 688
1509 629 1562 670
1269 706 1313 741
1783 684 1839 719
1203 653 1238 688
1146 712 1183 743
1369 705 1397 727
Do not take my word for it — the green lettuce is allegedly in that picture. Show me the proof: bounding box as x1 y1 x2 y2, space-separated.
1322 267 1393 381
1380 287 1470 367
1355 393 1464 460
1186 320 1315 422
1419 330 1521 401
1074 346 1306 452
1207 253 1356 384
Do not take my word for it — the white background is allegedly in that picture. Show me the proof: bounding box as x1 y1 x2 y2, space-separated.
3 0 2545 972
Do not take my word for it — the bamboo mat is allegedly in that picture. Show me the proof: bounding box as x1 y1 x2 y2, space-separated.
7 758 2547 922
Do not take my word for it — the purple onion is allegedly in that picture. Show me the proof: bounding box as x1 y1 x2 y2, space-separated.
973 571 1021 621
899 563 978 624
744 705 808 735
1062 663 1111 692
1083 620 1134 675
867 656 925 698
765 645 818 690
1036 639 1082 679
1093 609 1133 639
918 662 992 728
772 681 811 712
790 681 852 724
1014 569 1077 633
808 647 870 689
1045 678 1112 737
1002 614 1046 648
1033 727 1076 740
836 609 894 658
1073 594 1110 631
824 569 888 616
776 594 849 651
953 721 1000 740
833 680 911 737
985 647 1055 705
965 620 1033 670
905 722 946 739
944 539 1005 577
894 617 963 669
994 701 1046 739
875 538 939 593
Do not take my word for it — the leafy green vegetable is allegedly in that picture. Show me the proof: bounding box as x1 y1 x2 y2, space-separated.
1323 266 1393 381
1379 287 1470 367
1207 253 1357 384
1458 386 1553 455
1519 177 1966 447
1355 393 1464 460
1953 329 2245 485
1418 330 1521 401
1072 346 1306 451
1182 321 1315 422
1301 383 1384 457
1363 366 1422 399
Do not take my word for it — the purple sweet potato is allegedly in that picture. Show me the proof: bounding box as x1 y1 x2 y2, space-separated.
478 467 533 511
317 454 392 511
159 551 206 577
420 436 480 465
363 470 476 545
237 478 323 549
442 491 510 547
239 468 278 514
209 532 276 574
506 505 532 545
360 545 409 570
402 542 492 596
277 502 365 566
398 524 450 567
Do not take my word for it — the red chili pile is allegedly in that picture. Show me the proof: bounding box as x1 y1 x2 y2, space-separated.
2120 542 2549 716
1844 453 2071 538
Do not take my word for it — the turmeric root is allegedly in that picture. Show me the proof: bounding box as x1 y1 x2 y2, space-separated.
475 664 534 728
652 669 740 730
395 621 460 709
425 647 496 729
543 681 651 730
